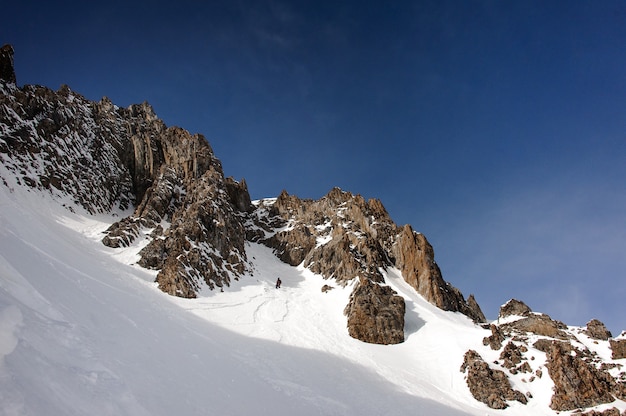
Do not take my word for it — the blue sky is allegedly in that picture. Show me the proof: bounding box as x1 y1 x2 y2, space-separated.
4 1 626 333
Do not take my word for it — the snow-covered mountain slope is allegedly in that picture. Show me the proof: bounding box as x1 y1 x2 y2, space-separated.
0 180 479 416
2 179 624 415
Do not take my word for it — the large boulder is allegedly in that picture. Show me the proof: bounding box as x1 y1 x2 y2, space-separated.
343 278 405 345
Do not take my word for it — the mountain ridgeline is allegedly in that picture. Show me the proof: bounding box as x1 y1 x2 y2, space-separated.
3 46 626 414
0 44 484 345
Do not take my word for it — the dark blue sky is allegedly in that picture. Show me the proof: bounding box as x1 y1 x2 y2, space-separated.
4 1 626 333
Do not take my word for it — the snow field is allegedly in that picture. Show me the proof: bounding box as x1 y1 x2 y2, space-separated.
0 185 476 415
2 183 625 415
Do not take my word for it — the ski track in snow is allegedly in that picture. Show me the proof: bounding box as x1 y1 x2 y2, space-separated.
1 184 625 415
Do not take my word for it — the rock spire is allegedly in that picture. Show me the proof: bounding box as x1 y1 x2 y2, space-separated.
0 44 16 85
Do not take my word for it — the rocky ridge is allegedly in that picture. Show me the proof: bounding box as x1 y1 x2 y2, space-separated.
246 188 486 343
461 299 626 413
0 45 252 297
1 45 483 343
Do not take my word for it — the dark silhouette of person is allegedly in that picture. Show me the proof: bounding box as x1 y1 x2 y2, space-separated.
275 278 282 289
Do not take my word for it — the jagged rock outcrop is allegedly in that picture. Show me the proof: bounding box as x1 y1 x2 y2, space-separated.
467 296 626 414
546 340 622 411
0 44 16 85
499 299 532 318
246 188 486 343
0 82 138 212
392 225 486 323
102 126 252 296
483 324 505 350
257 188 394 284
498 300 570 339
466 294 485 323
460 350 528 409
250 188 485 326
137 167 250 297
0 45 251 297
502 312 571 340
610 338 626 360
343 278 405 344
465 320 626 412
585 319 613 341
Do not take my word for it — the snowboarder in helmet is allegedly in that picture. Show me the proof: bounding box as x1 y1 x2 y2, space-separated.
276 278 282 289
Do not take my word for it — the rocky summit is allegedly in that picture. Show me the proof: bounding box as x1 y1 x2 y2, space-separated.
2 45 625 414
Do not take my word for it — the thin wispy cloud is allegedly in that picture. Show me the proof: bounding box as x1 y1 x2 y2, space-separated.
441 176 626 333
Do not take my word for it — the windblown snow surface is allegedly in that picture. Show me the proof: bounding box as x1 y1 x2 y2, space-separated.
1 178 623 415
